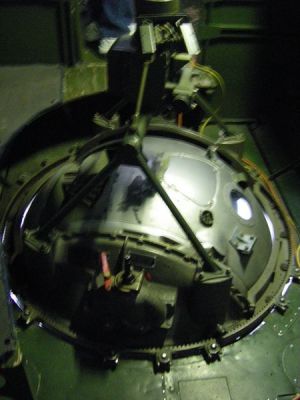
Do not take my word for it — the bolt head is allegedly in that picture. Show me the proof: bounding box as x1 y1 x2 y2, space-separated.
200 210 214 227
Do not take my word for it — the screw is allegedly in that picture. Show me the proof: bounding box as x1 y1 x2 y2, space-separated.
280 262 289 271
196 272 204 282
123 255 135 284
17 174 28 185
200 210 214 227
280 297 286 303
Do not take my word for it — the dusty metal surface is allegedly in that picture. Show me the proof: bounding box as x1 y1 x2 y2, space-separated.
14 280 299 400
0 65 62 143
0 62 107 153
63 62 107 101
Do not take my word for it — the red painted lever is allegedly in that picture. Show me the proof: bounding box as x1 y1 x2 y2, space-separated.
100 252 112 291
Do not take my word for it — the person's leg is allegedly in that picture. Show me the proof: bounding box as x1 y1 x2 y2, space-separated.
99 0 135 38
94 0 135 54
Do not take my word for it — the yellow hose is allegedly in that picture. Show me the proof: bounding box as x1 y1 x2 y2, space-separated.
242 157 300 267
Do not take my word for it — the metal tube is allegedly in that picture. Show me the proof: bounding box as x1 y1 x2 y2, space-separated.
133 57 154 122
193 93 233 137
136 150 217 270
38 160 117 235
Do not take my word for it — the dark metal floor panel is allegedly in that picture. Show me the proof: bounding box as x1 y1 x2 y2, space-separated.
0 65 63 144
17 283 300 400
179 377 232 400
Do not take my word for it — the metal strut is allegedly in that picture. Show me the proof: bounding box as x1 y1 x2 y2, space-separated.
135 150 215 268
38 159 117 236
31 57 224 273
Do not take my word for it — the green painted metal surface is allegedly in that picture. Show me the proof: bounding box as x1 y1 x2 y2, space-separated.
0 2 299 399
0 4 60 64
4 241 300 400
0 0 80 65
207 1 266 26
63 62 107 101
196 1 269 119
203 38 267 119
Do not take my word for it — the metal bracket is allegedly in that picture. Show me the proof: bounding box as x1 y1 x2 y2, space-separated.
275 296 289 315
230 231 256 255
203 341 221 363
23 229 51 254
292 267 300 284
93 113 120 130
154 350 172 373
18 306 39 327
102 351 119 370
230 287 255 318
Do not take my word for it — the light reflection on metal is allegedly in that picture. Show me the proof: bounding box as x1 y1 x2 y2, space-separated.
20 195 37 229
281 277 293 297
263 211 275 242
236 197 252 220
231 191 253 221
1 225 7 244
9 290 24 310
249 321 266 336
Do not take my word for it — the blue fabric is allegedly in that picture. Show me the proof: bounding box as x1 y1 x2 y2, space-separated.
90 0 135 38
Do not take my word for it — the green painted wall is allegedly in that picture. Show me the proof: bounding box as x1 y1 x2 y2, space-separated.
0 1 80 65
195 0 268 119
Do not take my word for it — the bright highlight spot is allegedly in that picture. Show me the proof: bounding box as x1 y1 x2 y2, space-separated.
231 191 252 220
